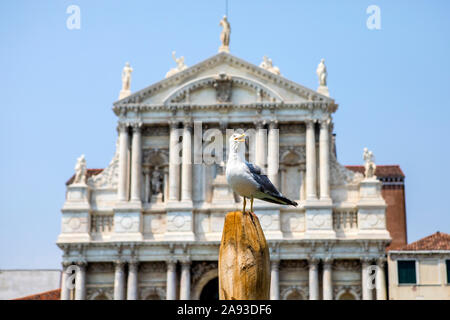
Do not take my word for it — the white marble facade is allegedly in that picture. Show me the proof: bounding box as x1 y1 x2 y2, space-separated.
57 52 390 300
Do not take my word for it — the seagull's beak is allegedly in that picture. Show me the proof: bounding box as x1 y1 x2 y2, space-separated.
234 133 245 142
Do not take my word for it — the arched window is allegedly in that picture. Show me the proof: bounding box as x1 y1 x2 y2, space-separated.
285 290 304 300
336 290 357 300
94 293 108 300
200 277 219 300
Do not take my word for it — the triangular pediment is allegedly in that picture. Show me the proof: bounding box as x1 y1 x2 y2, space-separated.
113 52 334 109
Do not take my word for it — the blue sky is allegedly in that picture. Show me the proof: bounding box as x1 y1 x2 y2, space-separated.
0 0 449 268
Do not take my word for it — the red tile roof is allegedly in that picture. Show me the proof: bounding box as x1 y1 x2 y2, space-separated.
346 165 405 178
14 289 61 300
393 232 450 251
65 169 103 185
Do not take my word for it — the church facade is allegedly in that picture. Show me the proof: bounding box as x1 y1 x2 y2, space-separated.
57 39 398 300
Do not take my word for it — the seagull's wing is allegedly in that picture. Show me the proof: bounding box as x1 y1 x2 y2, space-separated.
245 162 298 207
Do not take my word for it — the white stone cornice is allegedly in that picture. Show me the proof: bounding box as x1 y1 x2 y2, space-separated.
113 101 337 115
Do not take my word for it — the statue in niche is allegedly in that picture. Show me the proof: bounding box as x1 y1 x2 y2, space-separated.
316 58 327 87
73 154 87 184
219 15 231 53
121 62 133 91
259 56 281 75
165 51 188 78
363 148 376 178
151 168 163 195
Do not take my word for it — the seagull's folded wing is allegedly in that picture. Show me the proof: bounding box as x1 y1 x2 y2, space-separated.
245 162 298 207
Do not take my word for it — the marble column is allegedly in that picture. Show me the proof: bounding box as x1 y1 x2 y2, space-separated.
130 123 142 202
255 121 266 171
270 260 280 300
180 259 191 300
118 123 130 201
376 257 387 300
319 120 330 200
127 261 139 300
322 258 333 300
308 258 319 300
60 262 71 300
267 121 279 188
163 167 169 202
361 258 373 300
168 122 181 201
166 260 177 300
74 261 86 300
305 120 317 200
114 260 126 300
299 166 306 201
181 122 193 202
143 167 150 203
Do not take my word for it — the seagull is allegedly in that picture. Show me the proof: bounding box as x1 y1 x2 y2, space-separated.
226 133 298 213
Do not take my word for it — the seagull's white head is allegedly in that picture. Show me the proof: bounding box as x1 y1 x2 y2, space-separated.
229 133 245 157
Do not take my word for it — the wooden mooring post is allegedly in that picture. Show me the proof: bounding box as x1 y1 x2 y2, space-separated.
218 211 270 300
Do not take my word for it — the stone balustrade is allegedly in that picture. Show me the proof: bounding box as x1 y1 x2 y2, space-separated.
333 210 358 233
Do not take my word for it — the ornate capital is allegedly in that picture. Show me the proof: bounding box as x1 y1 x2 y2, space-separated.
308 257 320 268
168 120 179 130
376 257 387 266
114 260 126 270
322 257 333 268
131 122 143 133
305 119 316 129
117 122 129 133
319 118 330 130
75 260 87 269
254 120 266 129
128 260 139 272
268 120 278 130
183 121 193 131
270 260 280 271
166 258 177 271
360 257 373 267
180 255 191 266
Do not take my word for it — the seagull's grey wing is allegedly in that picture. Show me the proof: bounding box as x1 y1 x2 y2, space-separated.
245 162 281 196
245 162 298 207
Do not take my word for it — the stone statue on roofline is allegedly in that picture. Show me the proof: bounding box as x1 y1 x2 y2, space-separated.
259 56 281 75
73 154 87 184
316 58 329 97
316 58 327 86
119 62 133 100
219 15 231 53
165 51 188 78
363 147 377 179
122 62 133 91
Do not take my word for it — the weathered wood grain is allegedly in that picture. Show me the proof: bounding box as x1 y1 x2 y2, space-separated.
218 211 270 300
